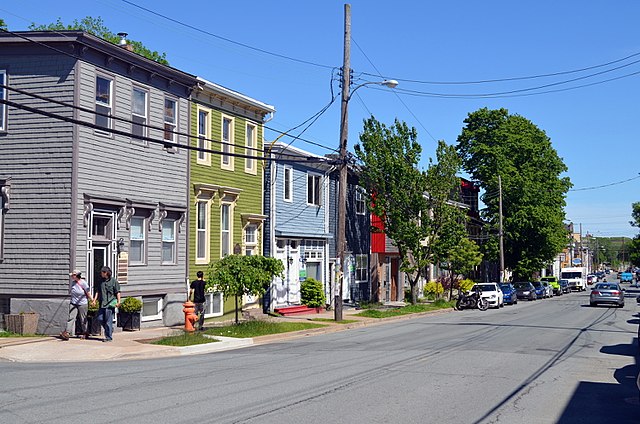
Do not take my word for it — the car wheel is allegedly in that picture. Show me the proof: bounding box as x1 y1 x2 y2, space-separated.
590 302 596 307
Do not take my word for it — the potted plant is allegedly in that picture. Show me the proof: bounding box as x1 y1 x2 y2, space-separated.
4 311 39 335
117 297 143 331
86 300 101 336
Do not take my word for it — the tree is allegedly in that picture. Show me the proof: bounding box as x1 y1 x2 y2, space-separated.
0 19 7 31
206 255 284 324
29 16 169 65
456 108 571 281
355 117 464 304
627 202 640 267
441 237 483 300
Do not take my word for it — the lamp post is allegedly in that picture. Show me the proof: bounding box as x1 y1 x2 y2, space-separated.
334 3 398 321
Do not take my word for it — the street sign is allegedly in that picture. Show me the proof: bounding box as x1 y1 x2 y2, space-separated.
572 258 582 265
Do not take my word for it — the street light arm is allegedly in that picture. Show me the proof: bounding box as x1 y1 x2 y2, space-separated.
346 79 399 101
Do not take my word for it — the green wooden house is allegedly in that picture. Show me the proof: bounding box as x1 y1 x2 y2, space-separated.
189 77 275 317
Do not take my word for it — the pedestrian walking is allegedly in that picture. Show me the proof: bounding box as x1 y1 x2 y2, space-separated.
93 266 121 342
60 270 92 340
189 271 206 331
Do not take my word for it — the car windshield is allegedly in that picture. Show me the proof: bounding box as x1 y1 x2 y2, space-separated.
499 284 511 291
532 281 542 288
513 282 529 289
561 272 583 279
594 284 619 290
475 284 497 291
559 279 568 284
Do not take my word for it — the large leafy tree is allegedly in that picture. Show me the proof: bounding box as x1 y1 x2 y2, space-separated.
29 16 169 65
0 19 7 31
206 255 284 324
627 202 640 267
456 108 571 281
355 117 464 304
440 237 483 300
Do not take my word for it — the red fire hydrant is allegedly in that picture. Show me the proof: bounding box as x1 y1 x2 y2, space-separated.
183 300 198 332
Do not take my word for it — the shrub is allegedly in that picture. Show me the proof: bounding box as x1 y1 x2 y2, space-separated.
458 279 476 293
119 296 143 313
423 281 444 299
300 278 325 308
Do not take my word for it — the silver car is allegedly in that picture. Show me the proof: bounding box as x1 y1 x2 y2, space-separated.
589 282 624 307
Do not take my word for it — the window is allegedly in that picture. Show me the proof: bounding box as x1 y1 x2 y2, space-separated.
221 116 234 169
0 70 6 131
95 76 112 132
355 254 368 282
197 108 210 165
245 123 257 173
129 216 146 265
307 173 322 206
142 296 163 321
196 200 209 263
164 98 177 145
0 180 7 261
355 188 366 215
221 203 231 257
205 292 223 317
283 166 292 202
161 219 176 264
245 224 257 256
131 87 148 142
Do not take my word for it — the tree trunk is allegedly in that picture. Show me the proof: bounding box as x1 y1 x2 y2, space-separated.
235 295 239 324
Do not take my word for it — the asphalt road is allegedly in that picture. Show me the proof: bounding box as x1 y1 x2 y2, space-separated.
1 287 639 424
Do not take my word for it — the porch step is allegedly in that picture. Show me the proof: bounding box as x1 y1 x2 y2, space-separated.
274 305 320 316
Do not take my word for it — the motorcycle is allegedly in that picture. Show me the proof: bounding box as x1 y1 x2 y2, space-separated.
455 289 489 311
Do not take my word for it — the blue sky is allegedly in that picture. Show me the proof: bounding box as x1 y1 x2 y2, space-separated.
2 0 639 238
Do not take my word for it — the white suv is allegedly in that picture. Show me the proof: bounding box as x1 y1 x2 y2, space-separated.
471 283 504 309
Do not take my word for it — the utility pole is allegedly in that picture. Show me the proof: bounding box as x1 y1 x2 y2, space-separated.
335 3 351 322
498 175 505 282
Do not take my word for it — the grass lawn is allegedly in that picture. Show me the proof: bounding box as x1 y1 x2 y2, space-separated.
0 331 39 337
151 332 220 347
310 318 358 324
204 321 325 338
355 300 454 318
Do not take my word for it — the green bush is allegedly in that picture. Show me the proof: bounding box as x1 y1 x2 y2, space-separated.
424 281 444 299
300 278 325 308
458 279 476 293
119 296 143 313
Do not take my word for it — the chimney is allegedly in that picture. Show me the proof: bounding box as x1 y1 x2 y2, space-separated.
117 32 134 52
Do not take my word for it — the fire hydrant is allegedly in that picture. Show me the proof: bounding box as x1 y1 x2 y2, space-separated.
183 300 198 332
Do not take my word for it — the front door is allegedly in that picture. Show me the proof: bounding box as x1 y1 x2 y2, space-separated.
91 244 109 291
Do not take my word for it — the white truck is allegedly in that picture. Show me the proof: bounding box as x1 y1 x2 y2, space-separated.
560 267 587 291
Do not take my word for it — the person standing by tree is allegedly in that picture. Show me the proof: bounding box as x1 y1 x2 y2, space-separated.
93 266 120 342
60 270 91 340
189 271 206 331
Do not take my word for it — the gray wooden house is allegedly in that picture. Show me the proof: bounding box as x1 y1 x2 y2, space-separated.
0 31 198 333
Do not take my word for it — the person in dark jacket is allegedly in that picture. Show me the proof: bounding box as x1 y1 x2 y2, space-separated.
93 266 121 342
189 271 206 331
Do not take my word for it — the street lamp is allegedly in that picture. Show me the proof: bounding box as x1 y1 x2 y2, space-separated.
335 4 398 321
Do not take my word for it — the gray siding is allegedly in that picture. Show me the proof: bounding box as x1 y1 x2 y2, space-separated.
0 52 76 295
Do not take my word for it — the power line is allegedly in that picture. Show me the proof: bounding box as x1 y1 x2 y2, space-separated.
0 96 332 164
569 174 640 191
120 0 333 70
363 50 640 85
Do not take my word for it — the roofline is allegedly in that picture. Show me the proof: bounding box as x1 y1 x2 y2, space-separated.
197 77 275 114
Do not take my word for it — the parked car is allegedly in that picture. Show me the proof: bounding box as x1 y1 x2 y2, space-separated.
541 281 554 298
513 282 537 301
620 272 633 283
589 282 625 307
540 276 561 295
531 281 547 298
499 283 518 305
471 283 504 309
559 279 570 294
586 274 595 285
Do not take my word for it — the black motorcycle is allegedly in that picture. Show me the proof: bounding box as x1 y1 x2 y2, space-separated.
455 289 489 311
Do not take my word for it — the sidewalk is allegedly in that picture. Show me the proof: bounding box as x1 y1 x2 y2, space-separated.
0 305 450 363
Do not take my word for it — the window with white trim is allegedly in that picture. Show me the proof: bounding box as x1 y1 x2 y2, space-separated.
164 98 177 147
245 122 257 173
197 108 210 165
307 173 322 206
129 216 146 265
95 75 112 133
161 219 176 264
205 292 223 317
355 187 366 215
355 254 368 282
196 200 209 263
303 239 324 282
132 87 148 142
221 203 231 257
283 166 292 202
0 70 6 131
245 224 257 256
221 116 234 170
142 296 163 321
0 184 5 261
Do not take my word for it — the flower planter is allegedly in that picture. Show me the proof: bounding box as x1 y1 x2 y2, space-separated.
117 311 141 331
4 313 39 335
87 315 102 336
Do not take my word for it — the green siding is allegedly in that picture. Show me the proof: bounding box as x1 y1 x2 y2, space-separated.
188 99 266 314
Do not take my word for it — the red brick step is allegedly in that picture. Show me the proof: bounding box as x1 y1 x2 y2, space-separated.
274 305 320 316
